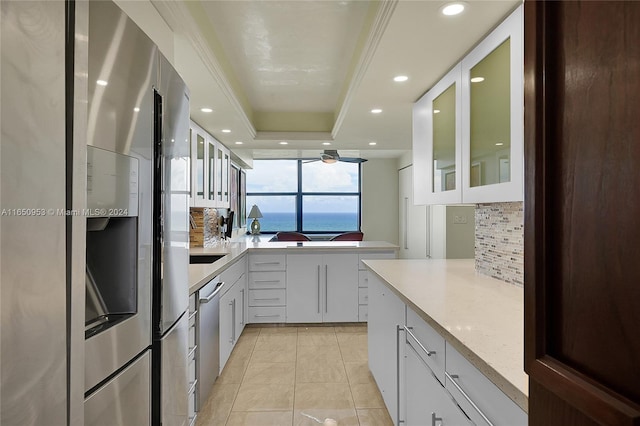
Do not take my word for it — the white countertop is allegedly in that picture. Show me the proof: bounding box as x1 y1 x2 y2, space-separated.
188 239 398 295
362 258 528 412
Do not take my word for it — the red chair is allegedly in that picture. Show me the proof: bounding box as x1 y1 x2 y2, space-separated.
330 231 364 241
274 231 311 241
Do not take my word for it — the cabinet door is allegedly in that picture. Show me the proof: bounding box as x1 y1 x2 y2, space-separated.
207 138 216 204
221 146 230 207
235 273 246 337
368 273 406 425
461 5 523 203
413 65 462 205
190 124 206 206
399 166 429 259
219 287 235 372
324 253 359 322
286 254 323 323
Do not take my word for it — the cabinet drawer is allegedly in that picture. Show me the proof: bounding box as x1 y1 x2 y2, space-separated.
358 270 369 288
249 254 286 271
188 321 196 350
358 251 396 270
249 289 286 307
358 304 368 322
248 306 286 323
358 287 369 305
249 271 286 289
220 258 246 286
405 307 446 384
187 346 197 387
445 343 527 426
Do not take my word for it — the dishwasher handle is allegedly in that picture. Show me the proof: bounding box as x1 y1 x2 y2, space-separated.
200 281 225 303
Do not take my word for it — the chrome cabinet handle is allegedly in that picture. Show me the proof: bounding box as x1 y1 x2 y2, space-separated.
253 297 281 301
397 325 405 425
253 314 280 318
404 196 409 250
431 412 442 426
404 325 436 356
254 261 281 265
317 265 321 313
324 265 328 313
240 289 245 325
253 280 280 284
445 372 494 426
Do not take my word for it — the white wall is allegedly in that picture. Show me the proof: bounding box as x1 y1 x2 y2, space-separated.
361 159 399 244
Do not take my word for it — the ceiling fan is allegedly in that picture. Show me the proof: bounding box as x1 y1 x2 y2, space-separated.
305 150 368 164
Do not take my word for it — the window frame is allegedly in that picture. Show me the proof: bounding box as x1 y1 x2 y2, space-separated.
246 159 362 234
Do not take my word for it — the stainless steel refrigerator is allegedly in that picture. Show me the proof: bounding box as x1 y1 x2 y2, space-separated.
84 2 190 425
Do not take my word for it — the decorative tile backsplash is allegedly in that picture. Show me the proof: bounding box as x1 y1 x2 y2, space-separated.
475 202 524 286
189 207 219 248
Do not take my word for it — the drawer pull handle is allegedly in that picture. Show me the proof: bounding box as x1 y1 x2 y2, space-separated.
253 314 281 318
253 297 281 301
253 280 280 283
187 379 198 396
188 345 197 360
254 261 281 265
445 372 494 426
404 326 436 356
188 311 197 321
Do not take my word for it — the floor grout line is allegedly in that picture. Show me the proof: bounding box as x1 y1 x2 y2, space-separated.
223 328 258 426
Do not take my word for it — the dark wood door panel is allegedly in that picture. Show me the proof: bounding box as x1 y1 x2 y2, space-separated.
525 1 640 424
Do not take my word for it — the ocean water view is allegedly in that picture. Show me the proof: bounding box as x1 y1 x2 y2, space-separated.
260 212 358 232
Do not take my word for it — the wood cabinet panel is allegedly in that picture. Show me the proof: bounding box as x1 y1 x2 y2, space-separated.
525 1 640 423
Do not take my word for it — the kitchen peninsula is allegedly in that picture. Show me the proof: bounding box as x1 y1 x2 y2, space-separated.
364 258 527 425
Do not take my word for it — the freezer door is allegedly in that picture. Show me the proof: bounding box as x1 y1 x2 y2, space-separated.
85 350 151 426
156 55 190 334
161 312 189 426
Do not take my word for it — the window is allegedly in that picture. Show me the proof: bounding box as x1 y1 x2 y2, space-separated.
246 159 361 233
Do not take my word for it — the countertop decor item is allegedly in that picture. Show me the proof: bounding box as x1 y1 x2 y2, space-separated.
248 204 263 235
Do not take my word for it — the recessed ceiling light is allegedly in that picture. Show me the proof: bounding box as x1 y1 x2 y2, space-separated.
369 142 377 146
133 107 140 112
393 75 409 82
371 108 383 114
434 109 441 114
495 142 504 146
442 2 465 16
200 107 213 113
235 141 243 145
279 141 288 145
222 129 231 133
322 142 331 146
96 80 108 86
470 77 485 83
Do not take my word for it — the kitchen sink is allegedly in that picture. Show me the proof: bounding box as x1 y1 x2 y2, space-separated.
189 254 226 264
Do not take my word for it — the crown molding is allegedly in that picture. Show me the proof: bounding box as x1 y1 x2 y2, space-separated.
331 0 399 139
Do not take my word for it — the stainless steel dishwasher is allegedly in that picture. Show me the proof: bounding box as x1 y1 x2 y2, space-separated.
198 277 225 406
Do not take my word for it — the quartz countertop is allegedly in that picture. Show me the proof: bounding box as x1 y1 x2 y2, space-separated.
188 239 398 295
362 258 527 412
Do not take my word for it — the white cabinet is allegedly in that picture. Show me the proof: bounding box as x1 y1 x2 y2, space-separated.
248 253 286 323
286 253 359 323
445 343 526 426
189 120 230 208
413 5 523 205
218 257 248 372
399 166 429 258
368 273 406 425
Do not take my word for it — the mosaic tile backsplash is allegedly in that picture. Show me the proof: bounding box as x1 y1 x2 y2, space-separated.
475 202 524 286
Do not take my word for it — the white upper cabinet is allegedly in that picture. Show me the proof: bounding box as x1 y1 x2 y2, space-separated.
413 5 523 205
461 5 523 203
413 65 462 205
189 120 230 208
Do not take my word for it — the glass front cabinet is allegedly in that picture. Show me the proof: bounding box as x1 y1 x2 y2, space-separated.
413 5 523 204
189 120 230 208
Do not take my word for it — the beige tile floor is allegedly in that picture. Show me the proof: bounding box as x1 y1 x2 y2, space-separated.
196 325 393 426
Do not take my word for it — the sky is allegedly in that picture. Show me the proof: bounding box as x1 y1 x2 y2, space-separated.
246 160 359 213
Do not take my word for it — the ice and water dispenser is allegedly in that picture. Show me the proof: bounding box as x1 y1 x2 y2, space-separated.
85 146 141 337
